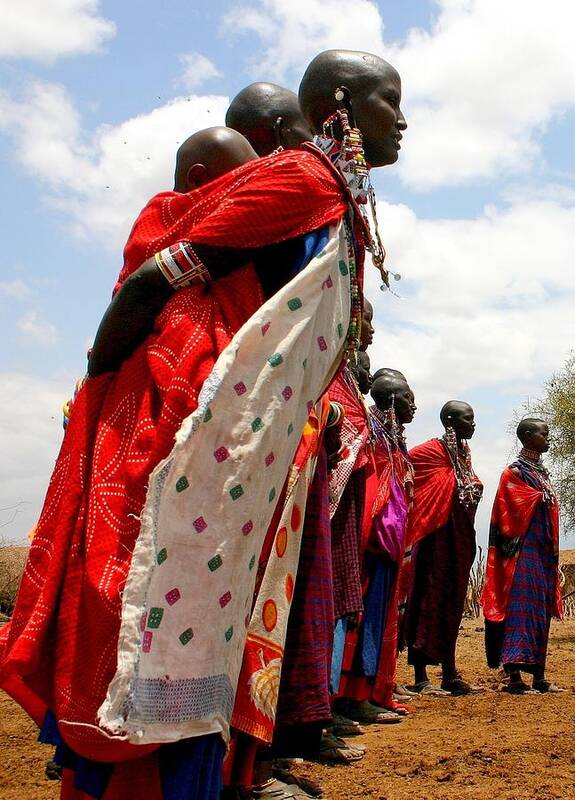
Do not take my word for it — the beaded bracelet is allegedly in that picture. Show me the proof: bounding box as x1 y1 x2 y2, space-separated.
154 242 211 289
326 401 344 428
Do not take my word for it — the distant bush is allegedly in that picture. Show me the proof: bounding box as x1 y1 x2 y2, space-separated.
464 546 485 619
0 545 27 617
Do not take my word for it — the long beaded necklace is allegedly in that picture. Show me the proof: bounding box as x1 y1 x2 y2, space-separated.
442 434 483 508
517 447 556 505
342 218 362 354
370 406 414 491
313 87 402 294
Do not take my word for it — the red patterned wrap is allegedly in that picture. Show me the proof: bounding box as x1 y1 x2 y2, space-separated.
481 467 562 623
0 149 349 763
405 438 457 549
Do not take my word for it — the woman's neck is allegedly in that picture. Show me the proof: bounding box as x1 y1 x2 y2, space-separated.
520 446 541 463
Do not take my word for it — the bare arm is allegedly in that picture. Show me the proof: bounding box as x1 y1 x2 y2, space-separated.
88 257 172 376
88 243 251 377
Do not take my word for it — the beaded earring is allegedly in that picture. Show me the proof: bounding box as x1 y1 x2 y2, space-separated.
384 393 400 445
321 87 402 294
322 87 369 203
272 115 285 154
444 423 458 455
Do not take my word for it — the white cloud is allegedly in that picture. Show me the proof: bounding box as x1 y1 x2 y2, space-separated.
178 52 222 91
392 0 575 189
222 0 385 82
0 373 70 543
0 280 29 300
366 195 575 393
223 0 575 190
362 192 575 545
17 311 58 347
0 82 229 251
0 0 115 61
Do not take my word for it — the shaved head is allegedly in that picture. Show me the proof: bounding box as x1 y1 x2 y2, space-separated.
174 126 257 192
372 367 407 383
371 373 416 424
371 373 409 409
226 82 312 156
299 50 397 128
350 349 371 394
360 297 374 350
440 400 474 427
440 400 476 440
299 49 405 167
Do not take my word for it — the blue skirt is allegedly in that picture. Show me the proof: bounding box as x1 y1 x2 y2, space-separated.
500 503 556 672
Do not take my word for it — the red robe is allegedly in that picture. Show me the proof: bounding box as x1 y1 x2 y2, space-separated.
0 149 349 775
406 438 456 548
481 467 562 622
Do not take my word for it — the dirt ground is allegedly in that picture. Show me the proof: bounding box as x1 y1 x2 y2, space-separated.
1 618 574 800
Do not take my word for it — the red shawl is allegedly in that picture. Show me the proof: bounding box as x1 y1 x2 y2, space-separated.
0 149 349 763
406 438 456 548
114 150 347 294
481 468 562 622
328 370 370 471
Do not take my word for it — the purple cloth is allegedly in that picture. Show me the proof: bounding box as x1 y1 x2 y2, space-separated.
405 499 477 667
372 475 408 564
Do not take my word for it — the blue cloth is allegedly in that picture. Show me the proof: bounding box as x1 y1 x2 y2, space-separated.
40 711 113 797
288 227 331 277
40 710 224 799
160 736 224 800
360 554 396 677
330 617 348 694
500 502 556 672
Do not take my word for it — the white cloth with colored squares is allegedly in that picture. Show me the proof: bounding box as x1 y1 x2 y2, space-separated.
99 220 352 744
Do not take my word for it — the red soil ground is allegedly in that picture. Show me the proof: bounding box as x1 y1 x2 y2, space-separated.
1 618 574 800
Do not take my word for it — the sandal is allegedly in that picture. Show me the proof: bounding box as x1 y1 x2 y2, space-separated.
329 713 365 737
45 760 62 781
383 700 413 715
251 778 319 798
501 681 537 695
410 681 451 696
441 677 481 696
532 680 565 693
395 683 420 697
317 731 365 763
272 767 323 798
346 700 402 724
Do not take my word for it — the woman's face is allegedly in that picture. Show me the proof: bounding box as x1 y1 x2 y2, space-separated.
525 422 551 453
354 70 407 167
395 386 416 425
360 302 374 350
450 406 476 440
355 352 372 394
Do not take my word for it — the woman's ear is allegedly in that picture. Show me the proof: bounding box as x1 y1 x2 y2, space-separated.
186 162 208 190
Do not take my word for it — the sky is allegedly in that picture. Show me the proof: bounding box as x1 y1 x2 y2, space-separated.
1 0 575 550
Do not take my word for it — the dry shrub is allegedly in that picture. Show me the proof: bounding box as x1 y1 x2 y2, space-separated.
464 545 486 619
0 544 27 617
559 563 575 618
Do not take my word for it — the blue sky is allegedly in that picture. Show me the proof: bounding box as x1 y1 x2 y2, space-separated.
1 0 575 548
